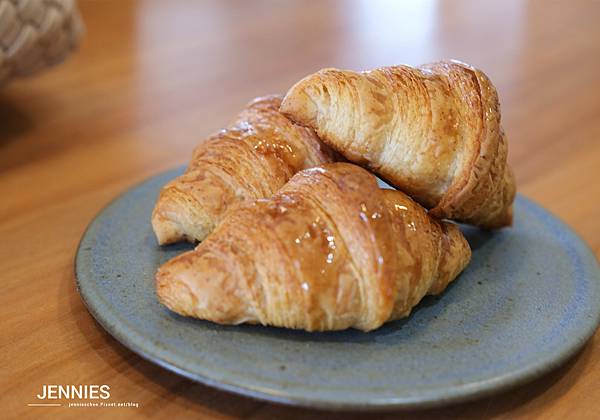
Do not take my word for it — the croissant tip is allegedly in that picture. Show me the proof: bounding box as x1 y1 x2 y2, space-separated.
433 222 472 294
151 211 186 245
155 266 193 316
483 204 514 230
151 190 214 245
247 94 284 109
281 79 321 128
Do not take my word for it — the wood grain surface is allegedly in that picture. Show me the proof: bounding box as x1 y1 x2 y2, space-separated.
1 1 599 418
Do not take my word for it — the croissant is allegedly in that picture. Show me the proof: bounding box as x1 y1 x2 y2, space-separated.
156 163 471 332
151 95 337 245
280 60 516 229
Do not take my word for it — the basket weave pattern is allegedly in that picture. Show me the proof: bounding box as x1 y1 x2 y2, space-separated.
0 0 83 84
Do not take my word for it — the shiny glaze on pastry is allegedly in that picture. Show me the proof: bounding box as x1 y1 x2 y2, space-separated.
156 163 471 332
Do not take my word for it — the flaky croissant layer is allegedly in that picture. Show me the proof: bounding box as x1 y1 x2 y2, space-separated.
156 163 471 332
280 60 516 229
151 95 337 245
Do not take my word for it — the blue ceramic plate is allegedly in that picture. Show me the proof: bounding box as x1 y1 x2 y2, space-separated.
75 167 600 410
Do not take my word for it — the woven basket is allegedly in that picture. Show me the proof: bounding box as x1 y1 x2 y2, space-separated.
0 0 83 85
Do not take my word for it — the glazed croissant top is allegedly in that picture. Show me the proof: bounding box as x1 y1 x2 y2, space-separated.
156 163 471 332
280 60 516 229
152 95 337 245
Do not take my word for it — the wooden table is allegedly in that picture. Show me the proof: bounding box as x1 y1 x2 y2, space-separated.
2 1 599 418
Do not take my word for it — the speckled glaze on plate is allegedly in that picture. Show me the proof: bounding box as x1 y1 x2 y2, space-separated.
75 167 600 411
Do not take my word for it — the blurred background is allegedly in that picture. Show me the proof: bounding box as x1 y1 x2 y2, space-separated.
2 1 600 418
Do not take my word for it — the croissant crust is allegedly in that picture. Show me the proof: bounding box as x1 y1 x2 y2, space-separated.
280 60 515 229
156 163 471 332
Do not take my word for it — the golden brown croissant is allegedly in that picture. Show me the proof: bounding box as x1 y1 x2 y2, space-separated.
152 95 337 245
156 163 471 332
280 60 516 229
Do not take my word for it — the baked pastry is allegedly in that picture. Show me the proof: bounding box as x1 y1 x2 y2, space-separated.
152 95 337 245
280 60 516 229
156 163 471 332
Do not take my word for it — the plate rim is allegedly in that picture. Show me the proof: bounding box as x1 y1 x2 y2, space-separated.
74 167 600 411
